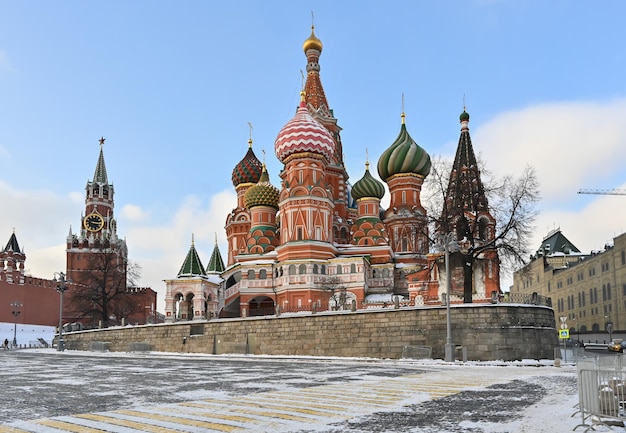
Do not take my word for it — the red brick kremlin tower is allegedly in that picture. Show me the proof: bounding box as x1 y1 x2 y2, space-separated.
0 231 61 326
65 138 156 327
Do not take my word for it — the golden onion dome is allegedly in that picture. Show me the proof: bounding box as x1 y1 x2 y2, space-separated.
303 25 323 53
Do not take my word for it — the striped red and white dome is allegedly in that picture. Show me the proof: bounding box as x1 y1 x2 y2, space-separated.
274 98 335 163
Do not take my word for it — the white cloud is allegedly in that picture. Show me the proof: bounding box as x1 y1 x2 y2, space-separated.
123 190 236 310
121 204 150 222
473 99 626 286
475 99 626 205
0 182 78 283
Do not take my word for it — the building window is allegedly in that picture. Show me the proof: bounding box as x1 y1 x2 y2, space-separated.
288 265 296 275
313 264 318 274
259 269 267 280
299 264 306 274
321 265 326 275
336 265 342 274
350 263 356 273
297 227 303 240
247 269 255 280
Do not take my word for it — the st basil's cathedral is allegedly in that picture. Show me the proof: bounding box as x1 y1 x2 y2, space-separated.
164 25 500 321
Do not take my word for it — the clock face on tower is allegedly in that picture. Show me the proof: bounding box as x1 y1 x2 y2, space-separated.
84 213 104 232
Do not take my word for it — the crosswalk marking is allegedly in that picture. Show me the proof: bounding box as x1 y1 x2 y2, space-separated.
4 368 506 432
0 427 32 433
35 419 109 433
74 413 189 433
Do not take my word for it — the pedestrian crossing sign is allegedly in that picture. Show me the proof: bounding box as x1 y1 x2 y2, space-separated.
559 329 570 339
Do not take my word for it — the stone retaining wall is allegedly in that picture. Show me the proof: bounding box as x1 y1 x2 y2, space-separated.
61 304 558 361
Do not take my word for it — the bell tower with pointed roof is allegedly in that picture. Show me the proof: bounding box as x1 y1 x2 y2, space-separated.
65 137 129 325
438 110 500 302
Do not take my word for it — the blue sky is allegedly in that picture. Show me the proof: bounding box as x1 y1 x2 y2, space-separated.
1 1 625 311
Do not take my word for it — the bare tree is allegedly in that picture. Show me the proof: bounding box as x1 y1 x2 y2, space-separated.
67 246 142 328
318 276 348 311
423 157 540 299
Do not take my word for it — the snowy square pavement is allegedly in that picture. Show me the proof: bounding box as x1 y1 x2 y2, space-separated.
0 349 620 432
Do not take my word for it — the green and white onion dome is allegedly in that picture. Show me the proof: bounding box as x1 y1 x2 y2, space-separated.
351 162 385 200
377 113 431 181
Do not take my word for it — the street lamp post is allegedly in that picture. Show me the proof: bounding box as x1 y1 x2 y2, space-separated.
10 301 22 347
53 272 69 351
437 233 460 363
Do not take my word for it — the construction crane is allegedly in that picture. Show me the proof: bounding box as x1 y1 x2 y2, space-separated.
577 189 626 196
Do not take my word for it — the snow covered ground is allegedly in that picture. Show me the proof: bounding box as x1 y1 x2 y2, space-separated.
0 349 624 432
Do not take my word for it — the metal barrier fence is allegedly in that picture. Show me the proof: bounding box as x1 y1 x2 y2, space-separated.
575 355 626 431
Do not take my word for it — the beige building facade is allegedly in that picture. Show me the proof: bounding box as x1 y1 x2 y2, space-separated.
512 228 626 334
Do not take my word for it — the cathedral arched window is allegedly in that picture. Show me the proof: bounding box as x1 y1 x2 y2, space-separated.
478 218 489 241
336 265 342 274
313 264 319 274
299 264 306 274
321 264 326 275
288 265 296 275
259 269 267 280
247 269 255 280
350 264 356 273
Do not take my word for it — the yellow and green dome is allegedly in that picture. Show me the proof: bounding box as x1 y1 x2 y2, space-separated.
244 165 279 209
